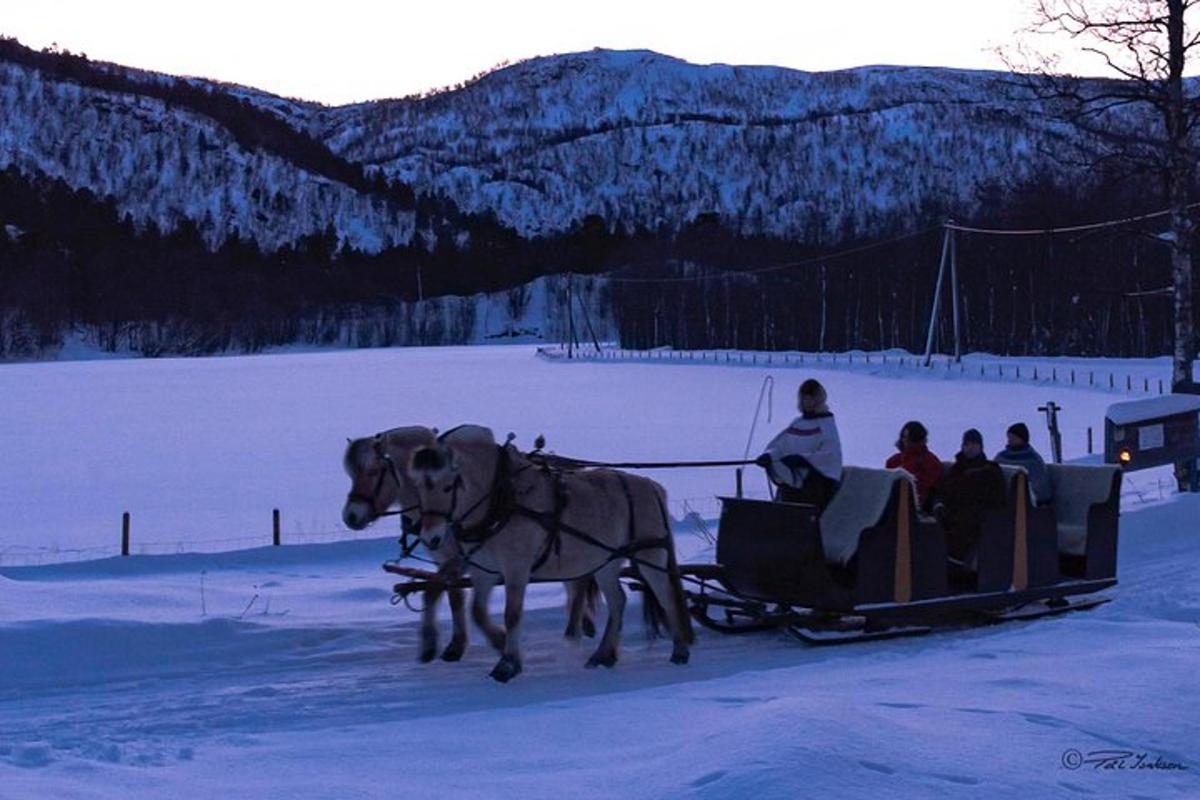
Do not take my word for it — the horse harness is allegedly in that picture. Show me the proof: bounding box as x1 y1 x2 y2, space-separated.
428 445 675 579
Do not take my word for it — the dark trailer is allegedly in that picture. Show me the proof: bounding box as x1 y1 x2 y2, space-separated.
1104 395 1200 491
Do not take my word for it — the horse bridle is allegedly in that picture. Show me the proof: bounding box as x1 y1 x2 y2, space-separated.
417 445 515 548
347 437 420 529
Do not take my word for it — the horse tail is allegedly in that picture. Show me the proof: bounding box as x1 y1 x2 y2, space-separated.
655 486 695 645
635 563 668 639
631 483 695 644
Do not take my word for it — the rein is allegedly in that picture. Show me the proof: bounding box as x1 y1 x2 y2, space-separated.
529 454 757 470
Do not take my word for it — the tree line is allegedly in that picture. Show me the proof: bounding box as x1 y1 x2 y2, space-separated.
1 160 1192 361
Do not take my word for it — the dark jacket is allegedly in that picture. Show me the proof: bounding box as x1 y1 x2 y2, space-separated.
886 443 942 511
995 443 1053 503
937 452 1007 559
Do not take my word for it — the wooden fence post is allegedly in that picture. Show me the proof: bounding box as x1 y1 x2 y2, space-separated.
121 512 130 556
273 508 281 547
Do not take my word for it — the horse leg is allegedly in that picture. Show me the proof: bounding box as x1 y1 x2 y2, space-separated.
440 586 468 661
563 579 595 640
580 577 598 638
418 586 443 663
563 581 582 640
490 573 529 683
586 562 626 669
470 574 506 652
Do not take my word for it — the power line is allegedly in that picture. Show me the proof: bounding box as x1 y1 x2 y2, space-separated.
945 201 1200 236
603 199 1200 286
604 225 941 284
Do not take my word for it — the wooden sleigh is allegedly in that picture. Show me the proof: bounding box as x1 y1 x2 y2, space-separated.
679 463 1122 644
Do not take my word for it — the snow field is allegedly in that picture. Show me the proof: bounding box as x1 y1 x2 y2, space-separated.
0 344 1165 560
1 344 1198 799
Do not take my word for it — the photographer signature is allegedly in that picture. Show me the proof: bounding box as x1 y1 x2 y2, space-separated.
1061 749 1188 771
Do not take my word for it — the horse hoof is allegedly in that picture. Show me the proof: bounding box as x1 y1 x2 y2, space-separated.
585 651 618 669
670 647 690 665
440 641 465 662
489 657 522 683
582 618 596 638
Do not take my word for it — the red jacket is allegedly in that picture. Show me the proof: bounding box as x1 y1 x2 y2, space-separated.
885 444 943 511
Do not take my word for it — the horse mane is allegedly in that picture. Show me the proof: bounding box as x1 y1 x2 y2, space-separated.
438 424 496 446
344 438 376 473
345 426 436 474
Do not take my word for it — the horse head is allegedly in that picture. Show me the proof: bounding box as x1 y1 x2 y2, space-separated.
407 425 498 552
341 426 436 531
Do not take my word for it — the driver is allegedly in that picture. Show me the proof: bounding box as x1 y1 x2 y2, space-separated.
755 379 843 511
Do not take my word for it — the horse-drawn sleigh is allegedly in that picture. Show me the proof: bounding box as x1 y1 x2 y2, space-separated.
343 425 1121 679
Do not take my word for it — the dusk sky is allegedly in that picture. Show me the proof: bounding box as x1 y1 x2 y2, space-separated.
0 0 1119 105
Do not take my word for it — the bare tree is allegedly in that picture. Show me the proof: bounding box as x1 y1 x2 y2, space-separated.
1013 0 1198 391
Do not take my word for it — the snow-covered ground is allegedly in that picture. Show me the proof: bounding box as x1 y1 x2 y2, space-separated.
0 344 1172 561
2 345 1197 798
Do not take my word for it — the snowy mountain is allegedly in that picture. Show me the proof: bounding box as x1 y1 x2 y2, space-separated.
1 40 1092 254
0 63 411 253
319 50 1079 240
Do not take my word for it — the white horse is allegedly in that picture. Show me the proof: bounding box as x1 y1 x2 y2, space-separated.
407 425 694 683
342 426 596 662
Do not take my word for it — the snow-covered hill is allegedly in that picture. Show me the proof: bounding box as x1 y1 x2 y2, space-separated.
0 59 410 253
1 43 1104 253
321 50 1083 239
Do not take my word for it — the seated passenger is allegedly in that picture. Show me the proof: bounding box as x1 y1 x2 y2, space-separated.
885 420 942 513
933 429 1006 561
995 422 1053 504
756 379 843 511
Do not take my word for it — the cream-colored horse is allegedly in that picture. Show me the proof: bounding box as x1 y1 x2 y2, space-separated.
408 425 694 683
342 426 596 663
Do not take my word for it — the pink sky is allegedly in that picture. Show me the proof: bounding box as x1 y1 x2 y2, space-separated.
0 0 1129 105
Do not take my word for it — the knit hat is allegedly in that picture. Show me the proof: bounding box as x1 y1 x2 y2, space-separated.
962 428 983 447
1007 422 1030 444
799 379 827 403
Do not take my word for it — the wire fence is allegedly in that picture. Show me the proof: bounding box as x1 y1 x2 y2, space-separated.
538 345 1182 397
0 527 358 567
0 493 736 568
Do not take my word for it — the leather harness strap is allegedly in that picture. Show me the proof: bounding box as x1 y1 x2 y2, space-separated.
450 445 674 579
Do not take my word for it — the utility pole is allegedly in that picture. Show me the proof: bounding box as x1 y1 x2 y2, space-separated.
566 273 576 359
950 224 961 363
922 225 953 366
